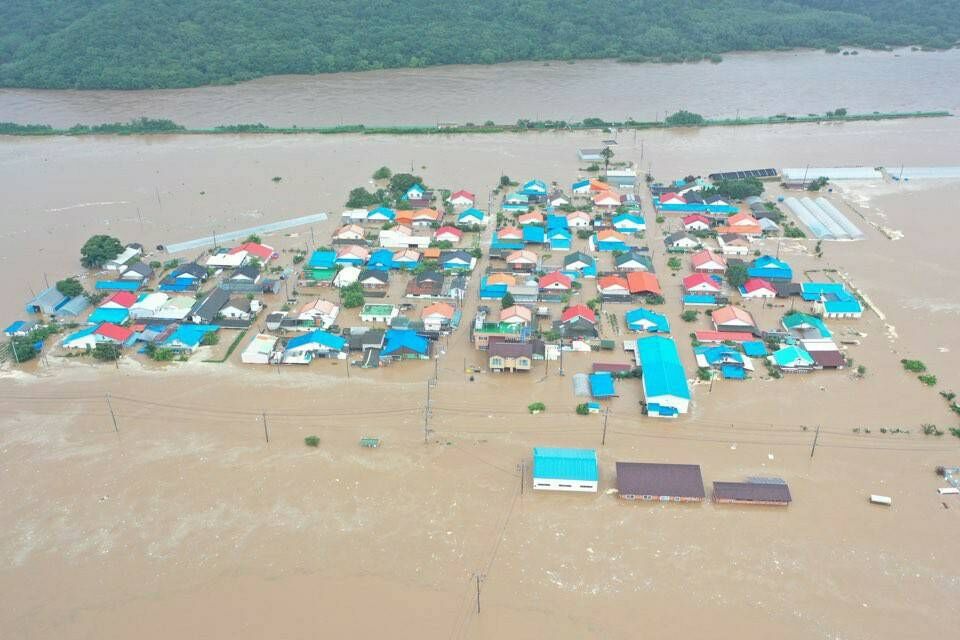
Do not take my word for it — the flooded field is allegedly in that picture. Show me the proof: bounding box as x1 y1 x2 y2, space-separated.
1 48 959 127
2 118 960 638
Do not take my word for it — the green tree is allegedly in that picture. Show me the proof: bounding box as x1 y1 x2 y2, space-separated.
92 343 121 361
681 310 699 322
341 282 365 308
600 146 614 172
346 187 381 208
80 235 123 268
501 292 515 308
667 256 681 270
706 178 764 199
372 166 392 180
56 277 84 298
726 262 749 288
388 173 423 199
665 110 705 126
9 336 37 363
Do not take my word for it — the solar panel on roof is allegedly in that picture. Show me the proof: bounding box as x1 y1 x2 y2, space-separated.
708 168 777 181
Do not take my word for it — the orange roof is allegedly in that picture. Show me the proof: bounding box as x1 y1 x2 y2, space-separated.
627 271 662 295
518 211 544 224
597 229 626 241
728 212 759 226
497 225 522 239
506 249 537 263
413 208 441 221
422 247 441 259
590 179 612 192
593 190 621 205
566 210 591 220
500 305 532 322
691 249 726 269
487 273 517 286
712 305 755 326
422 302 455 319
716 224 761 236
598 275 628 291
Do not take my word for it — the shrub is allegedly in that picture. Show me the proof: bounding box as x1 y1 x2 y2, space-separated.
372 166 392 180
91 343 121 361
655 216 665 224
697 367 712 381
681 310 699 322
575 403 590 415
950 428 960 440
528 402 546 414
856 365 866 377
304 435 321 447
200 332 219 346
667 256 681 270
271 176 282 183
664 110 705 126
918 374 937 386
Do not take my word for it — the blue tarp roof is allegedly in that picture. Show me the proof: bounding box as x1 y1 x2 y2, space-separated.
589 372 616 398
637 335 690 400
95 280 141 291
308 250 336 269
88 307 129 325
532 447 598 481
382 328 429 356
286 329 346 351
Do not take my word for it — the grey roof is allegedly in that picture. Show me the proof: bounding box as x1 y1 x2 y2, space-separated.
191 288 230 323
773 281 801 297
440 250 472 264
564 251 593 267
359 269 389 284
616 252 654 270
26 286 67 314
53 295 91 318
224 296 253 313
417 270 443 283
174 262 207 279
488 340 533 358
123 261 154 278
348 329 385 350
664 231 695 245
229 264 261 281
713 481 792 503
616 462 705 499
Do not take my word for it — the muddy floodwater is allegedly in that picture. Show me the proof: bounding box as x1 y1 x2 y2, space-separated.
2 118 960 639
1 48 959 127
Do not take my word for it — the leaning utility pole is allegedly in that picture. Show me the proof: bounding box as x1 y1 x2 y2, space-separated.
601 407 610 446
105 393 119 434
810 425 820 458
262 411 270 443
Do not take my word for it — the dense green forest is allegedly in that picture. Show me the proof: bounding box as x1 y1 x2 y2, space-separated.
0 0 958 89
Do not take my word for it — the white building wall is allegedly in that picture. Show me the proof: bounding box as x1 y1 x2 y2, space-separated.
532 478 598 493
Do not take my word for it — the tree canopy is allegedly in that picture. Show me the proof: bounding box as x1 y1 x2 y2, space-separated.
726 262 749 288
56 277 84 298
80 235 123 269
1 1 956 90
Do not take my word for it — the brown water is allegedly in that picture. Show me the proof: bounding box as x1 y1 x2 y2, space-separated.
1 48 959 127
3 120 960 638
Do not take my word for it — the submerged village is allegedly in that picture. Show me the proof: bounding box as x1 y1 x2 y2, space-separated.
9 147 951 506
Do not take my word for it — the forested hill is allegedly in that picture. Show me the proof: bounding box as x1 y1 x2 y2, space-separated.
1 0 958 90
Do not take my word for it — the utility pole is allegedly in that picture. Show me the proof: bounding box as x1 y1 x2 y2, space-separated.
423 380 432 444
601 406 609 446
43 272 50 288
262 411 270 443
518 461 525 495
475 573 483 614
810 425 820 458
106 393 119 434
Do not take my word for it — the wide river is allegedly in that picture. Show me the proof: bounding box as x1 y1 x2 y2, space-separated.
1 48 959 127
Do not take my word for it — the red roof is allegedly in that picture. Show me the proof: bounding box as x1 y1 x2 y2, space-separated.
450 190 475 201
229 242 274 261
561 304 596 324
691 249 726 270
538 271 572 289
683 214 710 226
104 291 137 308
695 330 755 343
434 225 463 239
94 322 133 343
683 273 721 292
660 192 685 203
592 362 634 373
626 271 662 295
742 278 775 293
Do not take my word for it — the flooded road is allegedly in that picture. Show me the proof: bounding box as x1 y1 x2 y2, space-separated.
1 48 959 127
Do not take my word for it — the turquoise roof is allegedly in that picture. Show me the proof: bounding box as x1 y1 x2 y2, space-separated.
772 345 815 367
163 324 220 349
368 206 396 220
382 329 428 355
532 447 598 481
782 312 832 338
89 307 129 325
522 226 545 243
625 308 670 333
637 335 690 400
589 372 616 398
458 208 485 222
695 346 744 366
63 325 97 344
612 213 645 226
308 250 336 269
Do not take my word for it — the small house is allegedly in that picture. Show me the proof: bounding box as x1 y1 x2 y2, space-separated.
635 335 690 418
359 269 390 290
336 245 371 266
520 179 548 197
500 305 532 325
241 333 280 364
367 206 397 223
105 244 143 271
563 251 596 277
229 242 275 264
691 249 726 274
434 226 463 244
361 304 399 324
683 273 722 295
712 305 756 332
592 229 629 252
401 183 427 201
129 293 167 319
497 226 523 242
296 299 340 329
283 330 347 364
517 210 544 226
439 250 475 272
748 255 793 281
522 225 545 245
457 208 487 227
421 302 456 332
717 233 751 256
538 271 572 292
488 340 534 372
561 304 596 326
740 278 776 298
612 213 646 234
712 481 791 506
682 214 711 232
615 252 653 272
593 191 621 210
532 447 598 493
506 249 538 272
391 248 421 270
664 231 700 251
190 288 230 324
381 328 430 360
566 210 592 228
448 190 475 207
598 275 630 298
334 224 365 241
770 345 816 371
546 227 572 251
220 297 256 321
120 262 153 282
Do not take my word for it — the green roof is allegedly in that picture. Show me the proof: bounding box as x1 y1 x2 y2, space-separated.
362 304 395 314
476 322 522 334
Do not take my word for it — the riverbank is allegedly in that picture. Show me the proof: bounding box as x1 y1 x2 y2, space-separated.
0 110 951 138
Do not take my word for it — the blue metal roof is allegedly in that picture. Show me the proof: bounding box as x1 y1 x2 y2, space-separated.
782 312 832 338
749 255 793 280
520 179 547 195
742 341 767 357
683 294 717 306
286 329 347 351
637 336 690 400
95 280 141 291
308 250 336 269
458 208 485 222
532 447 598 482
88 307 129 325
368 206 396 220
772 345 815 367
522 226 545 243
4 320 25 334
545 214 568 231
163 324 220 349
63 325 97 345
589 372 616 398
721 364 746 379
382 329 428 356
